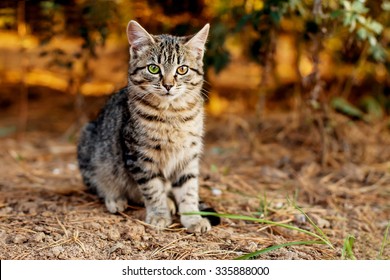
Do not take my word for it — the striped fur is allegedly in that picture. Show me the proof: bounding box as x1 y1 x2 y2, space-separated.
77 21 211 233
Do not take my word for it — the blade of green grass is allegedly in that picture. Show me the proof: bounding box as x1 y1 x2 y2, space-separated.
235 240 325 260
341 235 356 260
183 211 333 248
378 220 390 259
290 201 334 249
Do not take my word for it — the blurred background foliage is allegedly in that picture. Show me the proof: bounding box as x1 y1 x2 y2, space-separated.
0 0 389 122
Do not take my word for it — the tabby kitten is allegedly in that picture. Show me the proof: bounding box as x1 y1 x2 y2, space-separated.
77 20 211 233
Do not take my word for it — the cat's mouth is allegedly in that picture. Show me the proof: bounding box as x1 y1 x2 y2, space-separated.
159 89 179 99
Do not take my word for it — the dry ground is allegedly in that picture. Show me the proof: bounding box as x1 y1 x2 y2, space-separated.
0 86 389 260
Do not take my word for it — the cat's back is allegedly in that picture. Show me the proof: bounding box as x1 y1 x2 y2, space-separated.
78 88 128 161
93 88 129 137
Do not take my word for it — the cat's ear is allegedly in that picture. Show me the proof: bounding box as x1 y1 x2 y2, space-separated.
185 23 210 59
127 20 154 49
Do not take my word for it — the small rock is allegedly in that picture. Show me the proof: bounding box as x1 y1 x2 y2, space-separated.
122 247 132 255
52 246 64 257
0 206 13 215
52 168 61 175
285 251 298 260
84 222 101 230
311 214 331 228
238 240 258 252
33 226 45 232
108 228 121 241
342 163 365 182
274 201 284 209
261 166 289 181
20 202 37 215
13 234 28 244
211 188 222 196
245 241 257 252
67 163 77 171
294 214 307 224
0 230 7 243
52 233 62 241
31 232 45 243
41 211 51 217
97 232 107 240
141 235 151 242
124 224 145 241
108 242 124 254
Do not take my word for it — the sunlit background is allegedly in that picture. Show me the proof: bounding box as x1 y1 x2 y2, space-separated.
1 0 389 123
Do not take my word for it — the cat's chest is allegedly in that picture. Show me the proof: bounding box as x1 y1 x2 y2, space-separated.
154 120 202 150
134 108 203 146
141 114 203 175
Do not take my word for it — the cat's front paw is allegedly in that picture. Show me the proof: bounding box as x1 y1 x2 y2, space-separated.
105 197 127 213
146 212 172 229
184 217 211 234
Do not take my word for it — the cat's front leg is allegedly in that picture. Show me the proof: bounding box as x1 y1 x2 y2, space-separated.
125 149 172 229
136 175 172 229
172 162 211 234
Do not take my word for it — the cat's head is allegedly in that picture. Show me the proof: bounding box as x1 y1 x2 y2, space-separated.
126 20 209 102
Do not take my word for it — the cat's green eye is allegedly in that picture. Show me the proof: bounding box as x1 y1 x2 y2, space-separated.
148 64 160 74
176 65 188 75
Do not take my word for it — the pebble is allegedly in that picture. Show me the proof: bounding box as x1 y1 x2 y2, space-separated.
245 241 257 252
52 246 64 257
33 226 45 232
41 211 51 217
294 214 307 224
0 206 13 215
108 242 124 254
67 163 78 171
127 224 145 241
52 168 61 175
90 222 102 230
31 232 46 243
0 230 7 242
108 228 121 241
97 232 107 240
211 188 222 196
13 234 28 244
52 233 62 241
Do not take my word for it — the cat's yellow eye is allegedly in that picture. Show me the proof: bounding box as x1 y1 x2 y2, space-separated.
176 65 188 75
148 64 160 74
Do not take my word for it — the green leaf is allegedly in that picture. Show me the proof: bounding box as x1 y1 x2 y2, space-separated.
359 96 384 120
342 235 356 260
369 21 383 34
292 201 333 248
378 221 390 259
356 14 366 24
343 1 352 10
356 27 368 40
351 1 369 13
210 165 218 173
331 97 365 119
382 1 390 11
369 44 386 62
368 35 377 46
330 10 343 18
